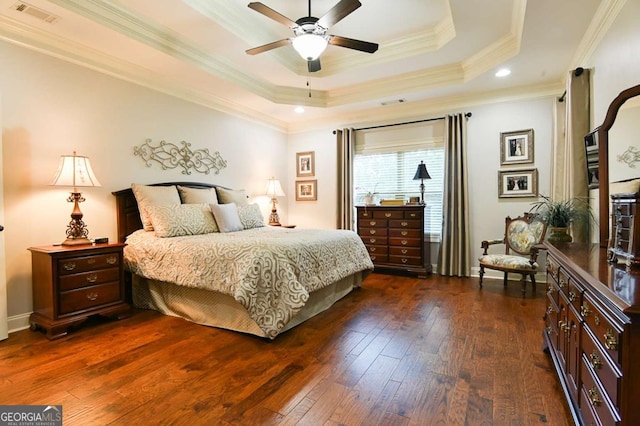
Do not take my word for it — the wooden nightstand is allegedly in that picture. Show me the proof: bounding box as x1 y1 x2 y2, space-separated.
28 243 130 339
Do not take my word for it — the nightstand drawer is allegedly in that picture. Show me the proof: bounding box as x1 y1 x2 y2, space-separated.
581 293 622 366
368 254 388 263
59 267 120 291
374 210 403 219
581 326 621 408
59 282 121 315
579 353 621 425
58 252 120 275
360 219 387 228
389 255 421 266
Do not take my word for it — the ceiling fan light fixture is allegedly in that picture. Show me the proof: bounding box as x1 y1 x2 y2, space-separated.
292 34 328 61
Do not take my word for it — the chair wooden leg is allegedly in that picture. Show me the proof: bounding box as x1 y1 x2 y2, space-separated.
531 273 536 295
479 266 484 288
503 272 508 287
520 274 527 295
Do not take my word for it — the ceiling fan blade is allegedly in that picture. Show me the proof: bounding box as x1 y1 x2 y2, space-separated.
317 0 361 28
246 38 291 55
248 2 297 28
308 58 321 72
328 35 378 53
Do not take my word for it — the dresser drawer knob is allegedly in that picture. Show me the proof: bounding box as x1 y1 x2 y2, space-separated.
369 230 377 235
384 213 391 218
401 240 408 245
546 305 554 315
604 329 618 350
370 247 376 252
559 278 567 288
401 258 408 264
86 273 98 283
63 262 76 271
409 213 416 217
558 320 570 333
568 291 576 302
594 313 600 326
401 231 408 236
580 302 591 317
401 249 408 254
401 221 408 227
106 256 118 265
589 351 602 369
86 292 99 301
87 258 96 265
370 256 377 261
547 285 554 294
369 238 377 244
588 387 601 406
369 221 377 226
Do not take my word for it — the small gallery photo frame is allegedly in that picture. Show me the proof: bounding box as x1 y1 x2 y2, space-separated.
584 128 600 189
500 129 534 165
498 168 538 198
296 151 315 178
295 180 317 201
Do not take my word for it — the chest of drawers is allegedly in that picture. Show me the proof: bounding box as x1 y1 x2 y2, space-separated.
544 243 640 425
608 193 640 270
29 243 130 339
356 205 430 277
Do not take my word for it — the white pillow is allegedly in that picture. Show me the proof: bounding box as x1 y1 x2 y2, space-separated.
147 204 218 237
216 187 249 206
210 203 243 233
131 184 181 231
238 203 265 229
178 186 219 204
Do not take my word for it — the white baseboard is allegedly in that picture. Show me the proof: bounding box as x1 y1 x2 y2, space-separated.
8 312 31 334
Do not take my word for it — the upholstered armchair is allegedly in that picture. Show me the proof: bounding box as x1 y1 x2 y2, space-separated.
478 213 547 295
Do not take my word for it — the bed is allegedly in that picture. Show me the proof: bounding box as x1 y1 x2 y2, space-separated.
113 182 373 339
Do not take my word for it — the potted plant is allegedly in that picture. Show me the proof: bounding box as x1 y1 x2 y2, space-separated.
529 195 593 243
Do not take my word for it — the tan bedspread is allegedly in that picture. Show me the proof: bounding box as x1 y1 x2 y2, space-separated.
124 227 373 338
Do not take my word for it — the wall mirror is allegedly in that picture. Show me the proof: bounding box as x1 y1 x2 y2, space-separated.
596 84 640 246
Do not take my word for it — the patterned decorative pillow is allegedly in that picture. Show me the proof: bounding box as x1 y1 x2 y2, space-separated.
147 204 218 237
216 187 249 206
210 203 244 233
238 203 265 229
131 184 181 231
177 186 218 204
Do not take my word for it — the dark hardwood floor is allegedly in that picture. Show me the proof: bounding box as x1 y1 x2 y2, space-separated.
0 273 570 425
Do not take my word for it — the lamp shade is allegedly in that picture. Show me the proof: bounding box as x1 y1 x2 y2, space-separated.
51 152 101 188
292 34 328 60
413 160 431 180
265 177 285 197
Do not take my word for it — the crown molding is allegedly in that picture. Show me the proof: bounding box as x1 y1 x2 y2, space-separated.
287 81 563 134
569 0 626 68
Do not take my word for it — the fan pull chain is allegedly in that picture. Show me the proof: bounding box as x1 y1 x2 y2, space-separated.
307 77 311 98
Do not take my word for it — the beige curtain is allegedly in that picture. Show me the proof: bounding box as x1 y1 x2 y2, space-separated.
437 114 470 276
336 128 355 230
552 68 591 242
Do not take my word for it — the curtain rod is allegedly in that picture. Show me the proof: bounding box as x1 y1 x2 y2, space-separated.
353 112 472 132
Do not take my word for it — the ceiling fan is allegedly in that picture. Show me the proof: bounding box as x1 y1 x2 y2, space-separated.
245 0 379 73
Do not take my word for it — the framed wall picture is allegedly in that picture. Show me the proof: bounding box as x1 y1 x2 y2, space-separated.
498 168 538 198
296 151 315 177
295 180 317 201
500 129 534 165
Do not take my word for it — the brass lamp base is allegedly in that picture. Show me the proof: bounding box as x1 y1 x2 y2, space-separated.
62 192 91 245
269 197 281 226
62 237 92 246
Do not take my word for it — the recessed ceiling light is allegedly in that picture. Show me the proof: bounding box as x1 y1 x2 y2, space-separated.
294 106 305 114
495 68 511 77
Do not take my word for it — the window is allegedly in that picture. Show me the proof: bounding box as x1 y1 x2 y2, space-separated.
353 124 444 239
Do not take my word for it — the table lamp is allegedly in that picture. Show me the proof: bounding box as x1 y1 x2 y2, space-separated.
265 177 285 226
413 160 431 205
51 151 101 245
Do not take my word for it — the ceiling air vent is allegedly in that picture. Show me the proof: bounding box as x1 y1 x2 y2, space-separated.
381 99 406 106
12 2 60 24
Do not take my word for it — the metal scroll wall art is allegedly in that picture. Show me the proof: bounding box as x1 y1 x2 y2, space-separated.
617 146 640 168
134 138 227 175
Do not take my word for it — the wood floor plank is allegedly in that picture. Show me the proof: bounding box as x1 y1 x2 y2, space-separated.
0 274 571 425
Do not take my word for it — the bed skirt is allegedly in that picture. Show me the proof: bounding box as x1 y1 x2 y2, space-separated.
132 272 364 338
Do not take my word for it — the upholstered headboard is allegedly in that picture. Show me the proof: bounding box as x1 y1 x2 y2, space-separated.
112 182 227 243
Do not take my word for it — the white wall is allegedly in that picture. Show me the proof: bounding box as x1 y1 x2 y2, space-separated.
287 98 554 275
0 40 288 327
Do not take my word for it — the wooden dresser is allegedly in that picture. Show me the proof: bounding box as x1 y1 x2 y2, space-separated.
29 243 130 339
544 243 640 425
356 205 430 276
